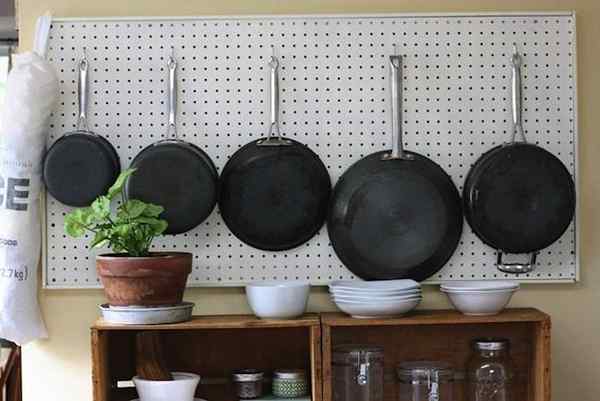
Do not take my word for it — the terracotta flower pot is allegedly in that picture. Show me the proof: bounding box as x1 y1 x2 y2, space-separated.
96 252 192 306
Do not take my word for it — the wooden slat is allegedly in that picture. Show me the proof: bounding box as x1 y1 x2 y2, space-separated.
321 308 548 327
91 329 110 401
321 324 333 401
310 325 323 401
532 317 552 401
93 314 320 330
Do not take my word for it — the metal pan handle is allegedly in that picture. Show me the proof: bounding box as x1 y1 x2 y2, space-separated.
510 44 527 143
258 47 291 147
167 51 178 140
77 50 89 132
382 46 412 161
497 251 538 274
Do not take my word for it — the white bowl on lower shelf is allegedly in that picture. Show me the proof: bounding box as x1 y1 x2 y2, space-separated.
442 288 518 316
133 372 200 401
245 281 310 319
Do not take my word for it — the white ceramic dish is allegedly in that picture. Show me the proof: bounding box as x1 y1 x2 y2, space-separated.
329 279 420 292
440 288 518 294
330 288 421 297
332 293 422 303
245 281 309 319
440 280 519 292
333 297 421 318
133 372 200 401
99 302 194 325
443 288 517 316
131 399 206 401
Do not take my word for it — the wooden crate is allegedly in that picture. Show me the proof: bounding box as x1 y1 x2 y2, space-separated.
91 314 322 401
321 308 551 401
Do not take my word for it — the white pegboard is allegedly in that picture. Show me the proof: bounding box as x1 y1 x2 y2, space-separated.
43 12 579 288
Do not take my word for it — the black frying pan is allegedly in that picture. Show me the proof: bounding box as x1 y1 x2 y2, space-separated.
44 55 120 206
125 55 218 235
327 54 463 281
218 53 331 251
463 46 575 274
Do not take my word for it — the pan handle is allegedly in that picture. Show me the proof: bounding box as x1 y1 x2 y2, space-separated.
382 48 412 161
258 48 291 147
510 44 527 143
166 51 178 140
496 251 538 274
77 49 89 131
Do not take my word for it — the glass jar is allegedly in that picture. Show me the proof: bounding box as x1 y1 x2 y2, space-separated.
466 338 514 401
272 369 309 398
397 361 454 401
232 369 265 399
332 345 384 401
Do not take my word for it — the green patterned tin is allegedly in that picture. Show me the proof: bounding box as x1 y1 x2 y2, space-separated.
272 369 309 398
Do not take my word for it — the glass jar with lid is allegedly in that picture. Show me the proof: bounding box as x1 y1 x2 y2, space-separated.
332 345 385 401
232 369 265 399
397 361 454 401
466 338 514 401
272 369 309 398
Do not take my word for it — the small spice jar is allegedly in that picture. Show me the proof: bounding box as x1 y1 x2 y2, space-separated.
272 369 309 398
232 369 265 399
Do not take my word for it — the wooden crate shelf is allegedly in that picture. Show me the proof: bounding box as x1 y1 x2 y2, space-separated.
91 314 322 401
321 308 551 401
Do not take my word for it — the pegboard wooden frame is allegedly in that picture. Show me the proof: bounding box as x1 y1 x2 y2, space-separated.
42 12 579 288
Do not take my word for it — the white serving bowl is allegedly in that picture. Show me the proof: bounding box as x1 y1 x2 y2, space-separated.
133 372 200 401
245 281 310 319
442 288 517 316
332 293 422 303
330 288 422 297
333 297 421 318
329 279 420 293
440 280 519 292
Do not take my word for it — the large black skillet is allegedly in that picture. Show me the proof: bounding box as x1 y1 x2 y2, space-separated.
463 46 575 274
218 52 331 251
327 53 463 281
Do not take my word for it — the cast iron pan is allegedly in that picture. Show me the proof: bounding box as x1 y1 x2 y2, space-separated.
327 54 463 281
218 53 331 251
463 46 575 273
44 55 120 206
125 55 218 235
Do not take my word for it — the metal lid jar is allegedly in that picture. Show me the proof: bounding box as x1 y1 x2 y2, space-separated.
332 345 385 401
232 369 265 399
466 338 514 401
397 361 454 401
272 369 309 398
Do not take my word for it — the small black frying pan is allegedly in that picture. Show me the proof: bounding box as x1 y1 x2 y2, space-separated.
463 46 575 274
218 52 331 251
327 53 463 281
43 54 120 206
125 54 218 235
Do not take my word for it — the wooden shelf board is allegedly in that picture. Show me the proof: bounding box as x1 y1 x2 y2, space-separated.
93 313 320 331
321 308 549 327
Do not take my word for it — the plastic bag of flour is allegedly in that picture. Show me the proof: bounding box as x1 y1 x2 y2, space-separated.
0 15 58 344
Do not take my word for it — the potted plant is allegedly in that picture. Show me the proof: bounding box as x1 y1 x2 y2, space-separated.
65 168 192 306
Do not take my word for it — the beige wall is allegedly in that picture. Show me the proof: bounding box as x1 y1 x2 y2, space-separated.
15 0 600 400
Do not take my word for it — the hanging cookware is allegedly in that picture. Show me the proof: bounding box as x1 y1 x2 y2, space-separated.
462 45 575 274
125 53 218 235
43 52 120 206
327 51 463 281
218 50 331 251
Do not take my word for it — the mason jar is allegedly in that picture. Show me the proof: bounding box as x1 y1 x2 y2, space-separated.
332 345 385 401
466 338 515 401
397 361 454 401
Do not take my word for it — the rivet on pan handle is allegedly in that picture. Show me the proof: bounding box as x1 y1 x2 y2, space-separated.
497 251 538 274
76 48 89 132
510 43 527 144
382 45 412 161
258 46 292 146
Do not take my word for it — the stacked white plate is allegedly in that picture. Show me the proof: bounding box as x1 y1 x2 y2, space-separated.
440 281 520 316
329 280 422 319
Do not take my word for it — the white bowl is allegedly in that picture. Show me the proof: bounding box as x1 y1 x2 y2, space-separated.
330 288 422 297
443 288 517 316
332 293 422 303
333 297 421 318
133 372 200 401
329 279 420 292
245 281 309 319
440 280 519 292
